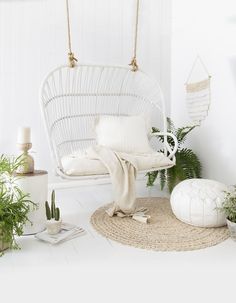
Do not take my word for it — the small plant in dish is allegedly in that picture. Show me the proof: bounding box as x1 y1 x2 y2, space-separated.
218 186 236 240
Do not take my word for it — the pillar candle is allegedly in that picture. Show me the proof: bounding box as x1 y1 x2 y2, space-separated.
17 127 31 144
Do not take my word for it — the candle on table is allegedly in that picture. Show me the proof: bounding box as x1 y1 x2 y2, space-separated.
16 127 34 174
17 127 31 144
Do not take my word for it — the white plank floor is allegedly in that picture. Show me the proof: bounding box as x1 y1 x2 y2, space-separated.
1 180 236 303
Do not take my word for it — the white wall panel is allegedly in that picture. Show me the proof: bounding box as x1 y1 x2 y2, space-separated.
171 0 236 184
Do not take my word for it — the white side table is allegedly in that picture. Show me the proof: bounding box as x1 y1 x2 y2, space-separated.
16 170 48 235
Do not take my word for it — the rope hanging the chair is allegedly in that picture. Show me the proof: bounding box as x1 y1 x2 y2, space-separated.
65 0 140 71
129 0 140 72
66 0 78 67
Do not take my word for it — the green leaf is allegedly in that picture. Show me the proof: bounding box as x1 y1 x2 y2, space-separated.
146 171 159 187
146 118 202 193
0 154 35 254
218 186 236 223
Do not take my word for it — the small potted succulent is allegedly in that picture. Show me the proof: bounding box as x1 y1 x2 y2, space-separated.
0 154 34 254
218 186 236 240
45 190 61 235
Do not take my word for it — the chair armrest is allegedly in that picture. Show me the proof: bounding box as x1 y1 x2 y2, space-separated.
150 132 178 160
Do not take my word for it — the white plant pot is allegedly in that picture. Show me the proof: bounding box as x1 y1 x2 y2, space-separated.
226 219 236 241
46 219 62 235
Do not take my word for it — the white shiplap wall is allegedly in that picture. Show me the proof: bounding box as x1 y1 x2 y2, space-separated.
0 0 171 175
171 0 236 184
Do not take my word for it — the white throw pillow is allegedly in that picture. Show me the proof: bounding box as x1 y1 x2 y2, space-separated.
95 115 153 154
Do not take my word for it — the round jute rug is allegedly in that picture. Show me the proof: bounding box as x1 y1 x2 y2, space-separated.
90 197 229 251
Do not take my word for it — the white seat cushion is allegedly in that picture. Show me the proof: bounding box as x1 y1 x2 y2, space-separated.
61 151 174 176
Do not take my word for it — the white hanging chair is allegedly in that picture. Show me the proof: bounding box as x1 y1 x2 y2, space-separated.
40 1 178 188
41 64 177 185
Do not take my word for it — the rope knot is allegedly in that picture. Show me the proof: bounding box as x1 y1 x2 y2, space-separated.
129 57 138 72
68 52 78 68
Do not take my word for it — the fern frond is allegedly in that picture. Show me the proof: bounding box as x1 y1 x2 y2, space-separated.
146 171 159 187
159 169 166 190
147 118 202 193
152 127 160 133
178 148 202 179
176 126 196 146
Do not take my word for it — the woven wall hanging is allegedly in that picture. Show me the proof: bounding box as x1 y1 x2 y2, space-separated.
185 56 211 126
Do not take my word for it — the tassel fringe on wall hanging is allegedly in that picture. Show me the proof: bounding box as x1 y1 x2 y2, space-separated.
185 56 211 126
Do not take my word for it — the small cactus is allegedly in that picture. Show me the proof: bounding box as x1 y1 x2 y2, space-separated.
45 201 51 220
45 190 61 221
55 207 60 221
51 190 56 218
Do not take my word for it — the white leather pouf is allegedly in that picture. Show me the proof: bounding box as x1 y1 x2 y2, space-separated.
170 179 228 227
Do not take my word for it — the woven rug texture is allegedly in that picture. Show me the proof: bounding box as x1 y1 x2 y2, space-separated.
90 197 229 251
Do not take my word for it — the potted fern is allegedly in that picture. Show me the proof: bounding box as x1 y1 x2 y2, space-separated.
218 186 236 240
147 118 202 193
0 155 34 253
45 190 61 235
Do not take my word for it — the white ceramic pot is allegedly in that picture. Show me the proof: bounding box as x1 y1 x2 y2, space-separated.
226 219 236 241
15 170 48 235
46 219 62 235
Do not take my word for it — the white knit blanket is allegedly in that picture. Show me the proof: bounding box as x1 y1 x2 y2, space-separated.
87 145 150 223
